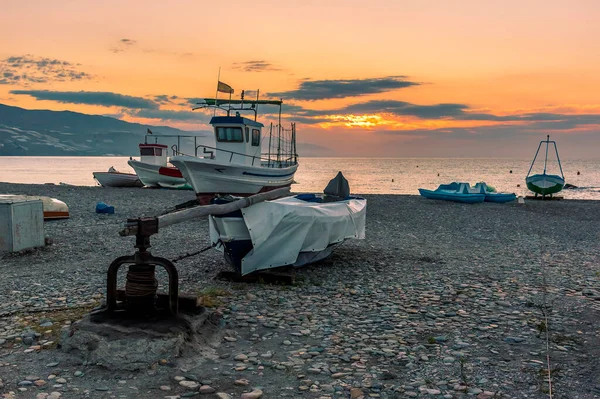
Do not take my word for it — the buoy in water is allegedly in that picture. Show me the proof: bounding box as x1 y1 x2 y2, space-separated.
577 171 580 175
437 173 440 176
509 170 513 174
517 184 521 187
392 179 394 182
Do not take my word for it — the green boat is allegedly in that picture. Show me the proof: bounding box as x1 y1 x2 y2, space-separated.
525 135 565 197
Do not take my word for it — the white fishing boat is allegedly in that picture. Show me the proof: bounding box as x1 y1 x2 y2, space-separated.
170 86 298 204
526 135 565 197
128 142 189 189
208 172 366 275
93 167 143 188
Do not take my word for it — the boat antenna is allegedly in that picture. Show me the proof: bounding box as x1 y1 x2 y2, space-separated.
255 89 259 121
213 67 221 117
543 134 550 175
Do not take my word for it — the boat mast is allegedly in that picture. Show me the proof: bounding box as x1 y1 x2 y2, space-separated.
543 135 550 175
277 101 282 166
268 123 273 167
255 90 259 122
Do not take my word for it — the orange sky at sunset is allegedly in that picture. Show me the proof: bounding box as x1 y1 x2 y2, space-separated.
1 0 599 157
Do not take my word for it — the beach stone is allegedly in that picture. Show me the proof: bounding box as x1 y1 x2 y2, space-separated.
55 378 67 384
179 380 199 389
240 389 263 399
216 394 232 399
504 337 524 344
350 387 364 398
199 385 216 394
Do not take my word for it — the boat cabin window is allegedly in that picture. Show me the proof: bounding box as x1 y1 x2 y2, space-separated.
252 129 260 146
245 127 249 143
216 127 243 143
140 147 162 156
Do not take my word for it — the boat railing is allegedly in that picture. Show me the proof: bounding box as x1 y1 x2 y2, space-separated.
172 144 298 168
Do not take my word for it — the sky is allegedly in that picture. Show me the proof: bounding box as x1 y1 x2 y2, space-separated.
1 0 599 157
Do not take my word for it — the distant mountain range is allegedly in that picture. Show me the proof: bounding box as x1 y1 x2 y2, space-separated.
0 103 332 157
0 103 211 156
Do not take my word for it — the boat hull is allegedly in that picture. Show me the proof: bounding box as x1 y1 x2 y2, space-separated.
170 156 298 203
484 193 517 203
0 195 69 220
526 174 565 196
93 172 143 188
418 188 485 203
127 160 187 188
209 195 366 275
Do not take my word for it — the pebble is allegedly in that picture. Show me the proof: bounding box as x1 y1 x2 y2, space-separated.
73 371 84 377
199 385 216 394
179 380 199 389
240 389 263 399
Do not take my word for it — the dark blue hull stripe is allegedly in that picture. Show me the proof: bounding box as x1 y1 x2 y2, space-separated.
242 171 296 177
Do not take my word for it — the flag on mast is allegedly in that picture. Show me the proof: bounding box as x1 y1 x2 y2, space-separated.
147 128 153 135
217 81 234 94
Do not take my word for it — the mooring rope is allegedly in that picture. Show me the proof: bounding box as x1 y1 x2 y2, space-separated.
125 269 158 297
171 243 216 263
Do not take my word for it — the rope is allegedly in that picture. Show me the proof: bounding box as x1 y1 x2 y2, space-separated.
125 269 158 297
171 243 216 263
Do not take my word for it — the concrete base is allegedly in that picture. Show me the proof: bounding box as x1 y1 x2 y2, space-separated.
59 308 223 371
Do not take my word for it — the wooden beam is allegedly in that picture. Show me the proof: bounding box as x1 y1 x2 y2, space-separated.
120 187 291 236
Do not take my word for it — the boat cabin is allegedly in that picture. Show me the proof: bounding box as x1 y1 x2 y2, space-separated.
210 113 263 166
139 143 169 166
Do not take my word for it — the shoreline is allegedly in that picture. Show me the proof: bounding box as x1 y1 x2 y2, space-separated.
1 182 599 398
2 180 600 203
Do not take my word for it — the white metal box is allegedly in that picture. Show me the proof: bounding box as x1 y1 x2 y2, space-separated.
0 197 45 252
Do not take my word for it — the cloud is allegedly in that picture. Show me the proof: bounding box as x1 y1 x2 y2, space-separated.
110 38 138 53
342 100 469 119
232 60 281 72
132 109 209 122
269 76 420 101
153 94 179 104
0 55 93 85
110 38 194 59
10 90 158 109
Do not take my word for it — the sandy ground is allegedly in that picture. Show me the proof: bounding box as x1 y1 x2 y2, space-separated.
1 182 600 399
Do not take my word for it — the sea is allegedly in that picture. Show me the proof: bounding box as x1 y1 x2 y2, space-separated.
1 156 599 200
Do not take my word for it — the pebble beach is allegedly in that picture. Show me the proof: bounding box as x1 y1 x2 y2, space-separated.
1 181 599 398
